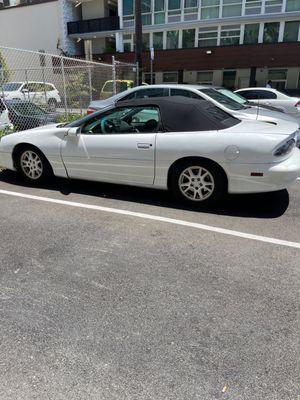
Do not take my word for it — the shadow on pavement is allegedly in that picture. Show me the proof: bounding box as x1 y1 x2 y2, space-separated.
0 170 290 219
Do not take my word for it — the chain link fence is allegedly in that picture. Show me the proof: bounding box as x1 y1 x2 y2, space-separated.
0 46 137 135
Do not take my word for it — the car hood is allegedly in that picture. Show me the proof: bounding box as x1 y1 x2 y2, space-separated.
235 106 300 127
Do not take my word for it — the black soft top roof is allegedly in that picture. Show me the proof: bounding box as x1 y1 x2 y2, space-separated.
117 96 239 131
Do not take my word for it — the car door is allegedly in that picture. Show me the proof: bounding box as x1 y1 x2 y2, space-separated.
61 105 160 185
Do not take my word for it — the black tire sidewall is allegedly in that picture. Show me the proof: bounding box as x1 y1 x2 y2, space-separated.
170 159 226 206
16 147 52 184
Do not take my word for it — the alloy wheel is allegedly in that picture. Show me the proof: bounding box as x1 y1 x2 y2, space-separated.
20 150 43 180
178 166 215 202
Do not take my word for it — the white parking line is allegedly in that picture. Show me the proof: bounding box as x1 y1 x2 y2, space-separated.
1 189 300 250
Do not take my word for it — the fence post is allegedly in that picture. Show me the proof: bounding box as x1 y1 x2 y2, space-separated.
112 56 117 95
61 56 68 118
136 62 139 87
88 65 93 103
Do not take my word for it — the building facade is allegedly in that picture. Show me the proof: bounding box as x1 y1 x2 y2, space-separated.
66 0 300 90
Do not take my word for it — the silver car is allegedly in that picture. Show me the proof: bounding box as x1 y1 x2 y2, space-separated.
88 84 300 146
235 87 300 120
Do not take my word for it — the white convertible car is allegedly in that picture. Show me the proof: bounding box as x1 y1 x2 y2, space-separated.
0 97 299 205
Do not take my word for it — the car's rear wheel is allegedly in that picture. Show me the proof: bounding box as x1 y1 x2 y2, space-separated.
170 159 227 206
15 147 53 184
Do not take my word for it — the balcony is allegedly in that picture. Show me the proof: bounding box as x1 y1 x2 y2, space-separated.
67 16 120 35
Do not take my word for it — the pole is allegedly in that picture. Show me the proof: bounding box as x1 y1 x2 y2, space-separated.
112 56 117 95
135 0 142 85
61 56 68 118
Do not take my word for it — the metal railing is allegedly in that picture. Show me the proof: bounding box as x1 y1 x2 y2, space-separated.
67 16 120 35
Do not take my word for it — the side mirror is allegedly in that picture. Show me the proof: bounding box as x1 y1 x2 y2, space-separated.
68 127 81 137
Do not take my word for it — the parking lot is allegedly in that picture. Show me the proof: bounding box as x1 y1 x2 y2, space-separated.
0 170 299 400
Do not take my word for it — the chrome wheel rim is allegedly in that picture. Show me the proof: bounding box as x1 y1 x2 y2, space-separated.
20 150 43 180
179 166 215 202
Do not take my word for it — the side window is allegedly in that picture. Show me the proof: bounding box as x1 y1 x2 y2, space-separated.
170 89 200 99
103 82 113 92
45 84 54 91
256 90 277 99
135 88 166 98
238 90 258 100
121 92 137 101
81 106 160 135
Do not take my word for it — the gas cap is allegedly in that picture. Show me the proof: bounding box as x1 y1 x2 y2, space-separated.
224 145 240 161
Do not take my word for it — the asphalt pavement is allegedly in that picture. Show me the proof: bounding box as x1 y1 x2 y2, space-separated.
0 170 299 400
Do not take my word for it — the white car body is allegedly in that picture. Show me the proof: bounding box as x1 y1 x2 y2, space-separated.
0 98 299 196
0 100 10 129
0 81 61 107
235 87 300 119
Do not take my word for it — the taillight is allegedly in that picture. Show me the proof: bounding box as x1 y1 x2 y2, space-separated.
87 107 96 115
295 101 300 107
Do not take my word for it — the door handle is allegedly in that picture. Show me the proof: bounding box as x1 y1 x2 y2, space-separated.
137 143 152 149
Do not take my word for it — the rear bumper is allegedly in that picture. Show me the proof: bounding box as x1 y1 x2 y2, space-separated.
227 149 300 193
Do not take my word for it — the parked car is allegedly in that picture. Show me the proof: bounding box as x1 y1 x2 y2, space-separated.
5 100 59 131
100 80 147 100
235 87 300 119
87 84 300 146
0 97 299 206
0 98 10 129
0 81 61 110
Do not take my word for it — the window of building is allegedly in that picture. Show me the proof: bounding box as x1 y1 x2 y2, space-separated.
244 0 262 15
153 32 164 49
243 23 260 44
197 71 214 84
201 0 220 20
283 21 300 41
265 0 283 13
220 25 240 45
286 0 300 12
263 22 280 43
163 72 178 83
123 34 132 52
142 14 152 25
141 0 151 12
123 0 134 15
184 0 198 20
222 0 242 17
182 29 196 48
154 0 165 24
142 33 150 50
166 30 179 49
268 69 287 89
198 27 218 47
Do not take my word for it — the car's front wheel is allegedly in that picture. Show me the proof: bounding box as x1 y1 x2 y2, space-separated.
170 159 227 206
15 147 53 184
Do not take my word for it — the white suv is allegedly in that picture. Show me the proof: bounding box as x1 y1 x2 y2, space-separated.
0 81 61 110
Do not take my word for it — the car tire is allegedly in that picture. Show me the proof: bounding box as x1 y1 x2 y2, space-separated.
15 146 53 184
48 98 57 111
170 159 227 206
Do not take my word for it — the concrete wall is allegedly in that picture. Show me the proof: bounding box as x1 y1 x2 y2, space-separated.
0 1 60 53
82 0 106 20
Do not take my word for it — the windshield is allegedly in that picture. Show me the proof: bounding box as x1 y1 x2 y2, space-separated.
216 88 248 105
2 83 22 91
199 88 245 111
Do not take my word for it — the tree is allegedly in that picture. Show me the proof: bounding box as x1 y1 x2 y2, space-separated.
0 51 11 84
